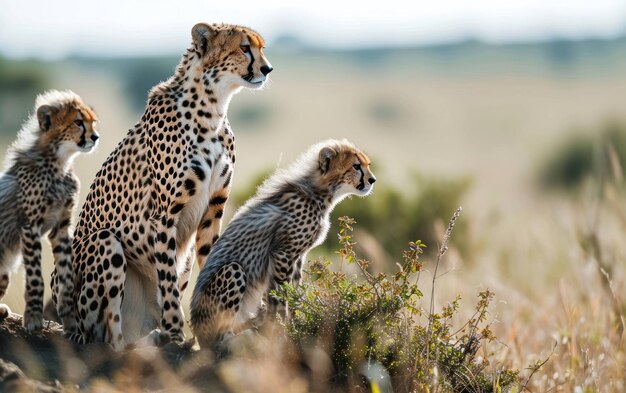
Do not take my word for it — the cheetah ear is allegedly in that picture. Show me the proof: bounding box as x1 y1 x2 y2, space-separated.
319 147 337 174
192 23 216 55
36 105 57 132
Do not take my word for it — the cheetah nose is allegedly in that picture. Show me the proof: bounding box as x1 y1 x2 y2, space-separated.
368 177 376 185
260 65 273 76
91 134 99 142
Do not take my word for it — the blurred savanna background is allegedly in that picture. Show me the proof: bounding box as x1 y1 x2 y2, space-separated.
1 0 625 391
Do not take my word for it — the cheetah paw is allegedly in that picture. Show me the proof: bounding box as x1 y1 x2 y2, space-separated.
60 317 77 335
0 304 11 321
23 310 43 332
168 330 185 345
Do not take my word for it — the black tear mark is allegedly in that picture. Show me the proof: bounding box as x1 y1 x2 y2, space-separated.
42 116 52 131
356 166 365 190
242 35 256 82
78 127 86 147
62 121 86 147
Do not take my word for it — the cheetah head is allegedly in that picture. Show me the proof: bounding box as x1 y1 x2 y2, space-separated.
35 90 99 161
190 23 273 91
318 141 377 199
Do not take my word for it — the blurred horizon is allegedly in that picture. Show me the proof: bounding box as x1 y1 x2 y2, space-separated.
2 0 626 59
5 32 626 61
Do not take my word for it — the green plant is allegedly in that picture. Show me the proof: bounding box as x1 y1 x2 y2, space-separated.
229 103 272 126
0 57 48 92
0 57 50 134
274 211 524 392
539 121 626 190
330 173 471 260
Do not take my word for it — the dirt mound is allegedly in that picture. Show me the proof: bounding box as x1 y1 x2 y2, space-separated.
0 358 64 393
0 312 227 392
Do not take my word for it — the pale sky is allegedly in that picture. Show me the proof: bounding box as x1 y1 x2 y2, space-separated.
1 0 625 59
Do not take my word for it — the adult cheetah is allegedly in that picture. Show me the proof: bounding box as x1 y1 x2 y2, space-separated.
60 23 273 350
0 90 99 331
190 139 376 349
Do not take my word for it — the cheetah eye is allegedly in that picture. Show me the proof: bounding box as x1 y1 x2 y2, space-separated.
353 164 361 170
240 45 251 54
74 119 84 127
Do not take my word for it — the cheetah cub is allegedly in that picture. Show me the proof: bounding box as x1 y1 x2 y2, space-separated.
0 90 99 331
190 139 376 348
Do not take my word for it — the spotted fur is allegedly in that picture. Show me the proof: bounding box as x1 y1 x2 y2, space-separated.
62 23 272 350
0 90 99 332
190 139 376 349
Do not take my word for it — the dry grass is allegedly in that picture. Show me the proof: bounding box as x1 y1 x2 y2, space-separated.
454 189 626 392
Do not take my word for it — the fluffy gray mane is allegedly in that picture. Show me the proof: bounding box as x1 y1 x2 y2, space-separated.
4 90 82 170
254 138 355 200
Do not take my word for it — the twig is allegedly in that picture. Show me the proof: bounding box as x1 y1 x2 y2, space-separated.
426 207 462 371
435 267 458 280
355 258 382 303
449 308 482 338
584 141 625 341
521 340 557 392
599 267 626 340
587 232 625 341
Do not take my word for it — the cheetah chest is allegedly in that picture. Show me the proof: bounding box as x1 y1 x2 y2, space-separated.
41 179 75 233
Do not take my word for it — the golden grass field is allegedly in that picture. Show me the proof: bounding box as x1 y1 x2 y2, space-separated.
0 49 625 391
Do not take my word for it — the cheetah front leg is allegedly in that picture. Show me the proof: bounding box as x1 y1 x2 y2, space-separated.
0 272 9 301
21 226 44 332
154 215 185 343
48 205 76 333
267 250 298 321
74 229 128 351
195 186 231 268
177 247 194 298
0 271 11 320
290 255 306 287
0 248 17 301
0 244 21 321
